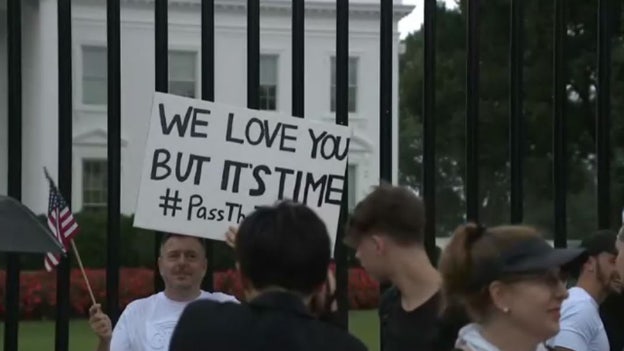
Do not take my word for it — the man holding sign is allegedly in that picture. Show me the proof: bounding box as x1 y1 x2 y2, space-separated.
88 233 238 351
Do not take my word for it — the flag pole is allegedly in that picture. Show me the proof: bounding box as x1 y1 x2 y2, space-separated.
70 239 96 306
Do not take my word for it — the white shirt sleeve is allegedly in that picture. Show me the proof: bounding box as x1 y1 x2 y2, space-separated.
109 306 133 351
551 302 596 351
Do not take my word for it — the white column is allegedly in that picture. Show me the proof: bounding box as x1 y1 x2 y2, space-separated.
21 0 59 214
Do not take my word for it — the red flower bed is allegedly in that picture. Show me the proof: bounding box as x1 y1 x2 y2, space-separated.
0 267 378 320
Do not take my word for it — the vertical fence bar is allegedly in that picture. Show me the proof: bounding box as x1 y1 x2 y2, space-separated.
380 0 392 184
292 0 304 118
56 0 73 350
5 1 22 350
201 0 215 292
423 0 436 259
377 0 394 345
466 0 480 222
553 0 567 248
154 0 168 292
509 0 524 223
335 0 349 331
596 0 611 229
247 0 259 109
201 0 215 103
106 0 122 324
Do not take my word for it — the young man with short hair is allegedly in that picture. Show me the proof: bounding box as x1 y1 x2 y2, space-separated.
548 230 621 351
346 184 466 351
169 200 367 351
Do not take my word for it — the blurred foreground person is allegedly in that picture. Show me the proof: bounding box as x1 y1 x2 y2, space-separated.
225 225 339 322
599 292 624 351
439 224 586 351
548 230 620 351
599 226 624 350
345 184 469 351
169 201 367 351
88 234 237 351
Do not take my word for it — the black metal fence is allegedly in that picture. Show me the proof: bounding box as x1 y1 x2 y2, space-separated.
1 0 619 351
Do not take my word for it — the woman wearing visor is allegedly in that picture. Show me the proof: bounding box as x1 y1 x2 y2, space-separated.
439 223 587 351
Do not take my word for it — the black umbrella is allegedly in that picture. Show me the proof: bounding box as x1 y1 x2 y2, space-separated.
0 195 65 254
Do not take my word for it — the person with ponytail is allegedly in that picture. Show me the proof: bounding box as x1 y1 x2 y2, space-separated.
439 224 587 351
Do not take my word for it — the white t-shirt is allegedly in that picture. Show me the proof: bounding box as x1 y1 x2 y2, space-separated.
110 290 238 351
547 287 609 351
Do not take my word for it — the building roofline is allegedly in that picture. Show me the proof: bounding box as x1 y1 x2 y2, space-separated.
72 0 414 20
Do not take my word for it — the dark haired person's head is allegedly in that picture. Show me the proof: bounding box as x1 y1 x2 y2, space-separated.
439 224 586 346
234 200 331 298
158 233 207 299
573 230 620 297
345 183 426 281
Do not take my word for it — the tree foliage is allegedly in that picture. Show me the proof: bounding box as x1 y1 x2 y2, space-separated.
399 0 624 239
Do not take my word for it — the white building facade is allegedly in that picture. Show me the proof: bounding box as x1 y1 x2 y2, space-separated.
0 0 411 216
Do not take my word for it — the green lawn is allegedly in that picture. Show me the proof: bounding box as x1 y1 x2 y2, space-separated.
1 310 379 351
349 310 380 351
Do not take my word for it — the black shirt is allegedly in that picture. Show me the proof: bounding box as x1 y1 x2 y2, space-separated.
169 291 368 351
379 287 469 351
599 292 624 351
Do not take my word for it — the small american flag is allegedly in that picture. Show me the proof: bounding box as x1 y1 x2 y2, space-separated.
44 169 79 272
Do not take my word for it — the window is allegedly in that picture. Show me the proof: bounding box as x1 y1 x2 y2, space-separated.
330 56 358 112
82 46 107 105
169 51 197 98
259 54 278 110
82 160 107 210
348 164 357 211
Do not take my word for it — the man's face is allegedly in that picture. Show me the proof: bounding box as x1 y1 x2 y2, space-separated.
594 252 620 294
353 234 390 282
158 236 207 292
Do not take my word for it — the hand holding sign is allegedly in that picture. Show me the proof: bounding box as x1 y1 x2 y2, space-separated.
225 226 237 249
133 93 351 254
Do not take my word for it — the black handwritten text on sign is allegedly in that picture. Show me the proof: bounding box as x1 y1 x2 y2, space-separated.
150 103 213 185
220 161 345 208
308 130 349 161
226 113 298 152
159 103 211 138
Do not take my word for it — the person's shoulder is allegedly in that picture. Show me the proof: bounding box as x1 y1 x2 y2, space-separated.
171 295 248 349
178 296 249 332
340 334 368 351
186 295 249 320
315 322 368 351
561 290 598 318
199 290 240 304
556 290 601 340
565 287 593 303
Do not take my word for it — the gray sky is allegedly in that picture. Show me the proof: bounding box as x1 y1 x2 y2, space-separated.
399 0 459 38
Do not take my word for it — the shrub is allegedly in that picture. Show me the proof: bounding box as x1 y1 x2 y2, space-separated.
0 267 379 320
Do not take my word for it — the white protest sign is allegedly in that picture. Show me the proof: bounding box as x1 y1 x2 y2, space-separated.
133 92 351 252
